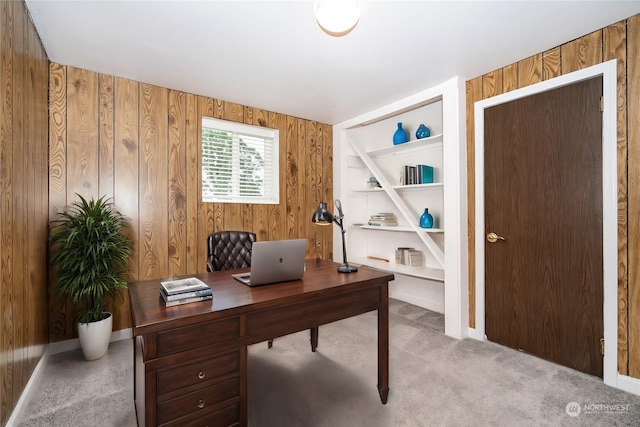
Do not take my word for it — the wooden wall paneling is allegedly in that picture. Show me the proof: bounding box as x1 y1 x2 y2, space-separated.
168 90 187 278
482 69 504 98
197 96 214 271
517 53 542 88
36 28 49 364
466 17 640 378
561 30 603 73
211 99 224 238
113 77 140 282
66 66 99 201
139 84 169 280
285 116 298 239
12 0 25 393
320 123 333 260
465 77 483 328
185 93 198 274
222 101 244 231
1 1 49 421
31 23 48 368
0 1 12 418
46 66 334 345
502 63 518 93
306 120 319 259
628 14 640 378
48 63 67 218
270 111 286 241
48 64 69 341
249 108 268 241
542 46 562 80
99 74 114 198
23 2 36 373
242 106 256 236
605 19 629 375
296 118 307 255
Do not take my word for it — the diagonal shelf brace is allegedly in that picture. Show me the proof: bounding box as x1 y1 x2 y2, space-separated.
349 140 445 269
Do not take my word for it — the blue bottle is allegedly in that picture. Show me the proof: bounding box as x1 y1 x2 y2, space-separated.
419 208 433 228
393 122 409 145
416 124 431 139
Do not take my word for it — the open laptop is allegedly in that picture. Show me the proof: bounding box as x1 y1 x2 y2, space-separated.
232 239 307 286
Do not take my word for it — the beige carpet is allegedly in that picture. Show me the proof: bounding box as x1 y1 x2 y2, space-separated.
16 299 640 426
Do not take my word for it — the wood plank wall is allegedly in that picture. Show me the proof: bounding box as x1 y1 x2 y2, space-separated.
48 64 333 342
466 15 640 377
0 1 50 425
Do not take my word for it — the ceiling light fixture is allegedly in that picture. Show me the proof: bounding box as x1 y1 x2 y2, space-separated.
314 0 360 37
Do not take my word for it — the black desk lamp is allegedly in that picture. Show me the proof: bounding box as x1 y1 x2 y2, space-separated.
312 199 358 273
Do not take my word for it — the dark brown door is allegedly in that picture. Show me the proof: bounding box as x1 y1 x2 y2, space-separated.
484 76 603 377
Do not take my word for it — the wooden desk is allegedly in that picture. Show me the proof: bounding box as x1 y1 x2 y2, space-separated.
128 259 394 427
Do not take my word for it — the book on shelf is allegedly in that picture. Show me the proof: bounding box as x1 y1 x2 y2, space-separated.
160 277 209 295
161 292 213 307
402 164 434 185
395 247 423 266
368 212 397 226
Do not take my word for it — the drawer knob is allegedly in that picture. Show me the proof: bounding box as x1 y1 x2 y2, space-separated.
197 370 205 380
197 399 205 409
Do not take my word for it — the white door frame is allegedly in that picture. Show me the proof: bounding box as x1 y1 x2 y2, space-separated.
470 60 618 387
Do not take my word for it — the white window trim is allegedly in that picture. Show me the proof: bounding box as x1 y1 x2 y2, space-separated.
202 117 279 204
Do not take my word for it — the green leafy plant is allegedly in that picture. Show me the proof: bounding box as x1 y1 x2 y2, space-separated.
49 194 131 324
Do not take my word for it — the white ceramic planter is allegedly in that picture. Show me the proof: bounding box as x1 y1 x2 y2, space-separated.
77 312 113 360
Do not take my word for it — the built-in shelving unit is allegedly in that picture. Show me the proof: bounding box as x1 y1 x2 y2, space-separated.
333 77 468 339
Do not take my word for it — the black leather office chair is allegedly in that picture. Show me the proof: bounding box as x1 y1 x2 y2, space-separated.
207 230 256 273
206 230 318 352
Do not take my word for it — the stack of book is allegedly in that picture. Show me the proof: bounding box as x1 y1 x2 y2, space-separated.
368 213 398 227
401 164 434 185
395 247 423 266
160 277 213 307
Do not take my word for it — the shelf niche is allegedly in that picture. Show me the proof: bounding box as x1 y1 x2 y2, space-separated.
334 77 468 339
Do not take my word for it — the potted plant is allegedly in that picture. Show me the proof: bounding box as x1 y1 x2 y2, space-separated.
49 194 131 360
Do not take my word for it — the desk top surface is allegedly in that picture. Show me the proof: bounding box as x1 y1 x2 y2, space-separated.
128 260 394 336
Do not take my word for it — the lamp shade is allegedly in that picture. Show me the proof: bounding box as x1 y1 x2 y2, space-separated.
311 202 334 225
314 0 360 37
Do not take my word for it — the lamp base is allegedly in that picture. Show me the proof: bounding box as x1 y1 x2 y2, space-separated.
337 264 358 273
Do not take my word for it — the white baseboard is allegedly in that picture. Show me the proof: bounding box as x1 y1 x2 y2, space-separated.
467 327 485 341
616 373 640 397
49 327 132 355
5 347 50 427
391 290 445 314
7 328 134 425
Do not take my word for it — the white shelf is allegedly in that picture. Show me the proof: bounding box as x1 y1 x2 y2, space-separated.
352 224 444 233
351 257 444 282
352 187 385 193
391 183 443 191
367 133 443 157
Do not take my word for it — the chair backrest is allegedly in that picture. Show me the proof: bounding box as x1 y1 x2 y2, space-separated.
207 231 257 272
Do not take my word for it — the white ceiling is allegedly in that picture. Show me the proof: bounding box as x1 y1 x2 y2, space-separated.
26 0 640 125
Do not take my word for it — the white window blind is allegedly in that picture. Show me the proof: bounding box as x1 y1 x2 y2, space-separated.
202 117 279 204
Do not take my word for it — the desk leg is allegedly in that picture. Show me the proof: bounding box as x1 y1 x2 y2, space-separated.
377 283 389 404
310 327 319 352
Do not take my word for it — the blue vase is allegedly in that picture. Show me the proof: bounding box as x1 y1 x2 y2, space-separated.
419 208 433 228
393 122 408 145
416 124 431 139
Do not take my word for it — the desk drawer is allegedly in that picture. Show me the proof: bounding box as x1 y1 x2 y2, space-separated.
157 378 239 425
157 350 240 395
160 401 240 427
246 286 381 341
157 317 240 356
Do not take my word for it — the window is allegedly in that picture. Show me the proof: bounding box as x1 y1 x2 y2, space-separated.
202 117 279 204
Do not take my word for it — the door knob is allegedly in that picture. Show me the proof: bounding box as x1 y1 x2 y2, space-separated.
487 232 505 243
